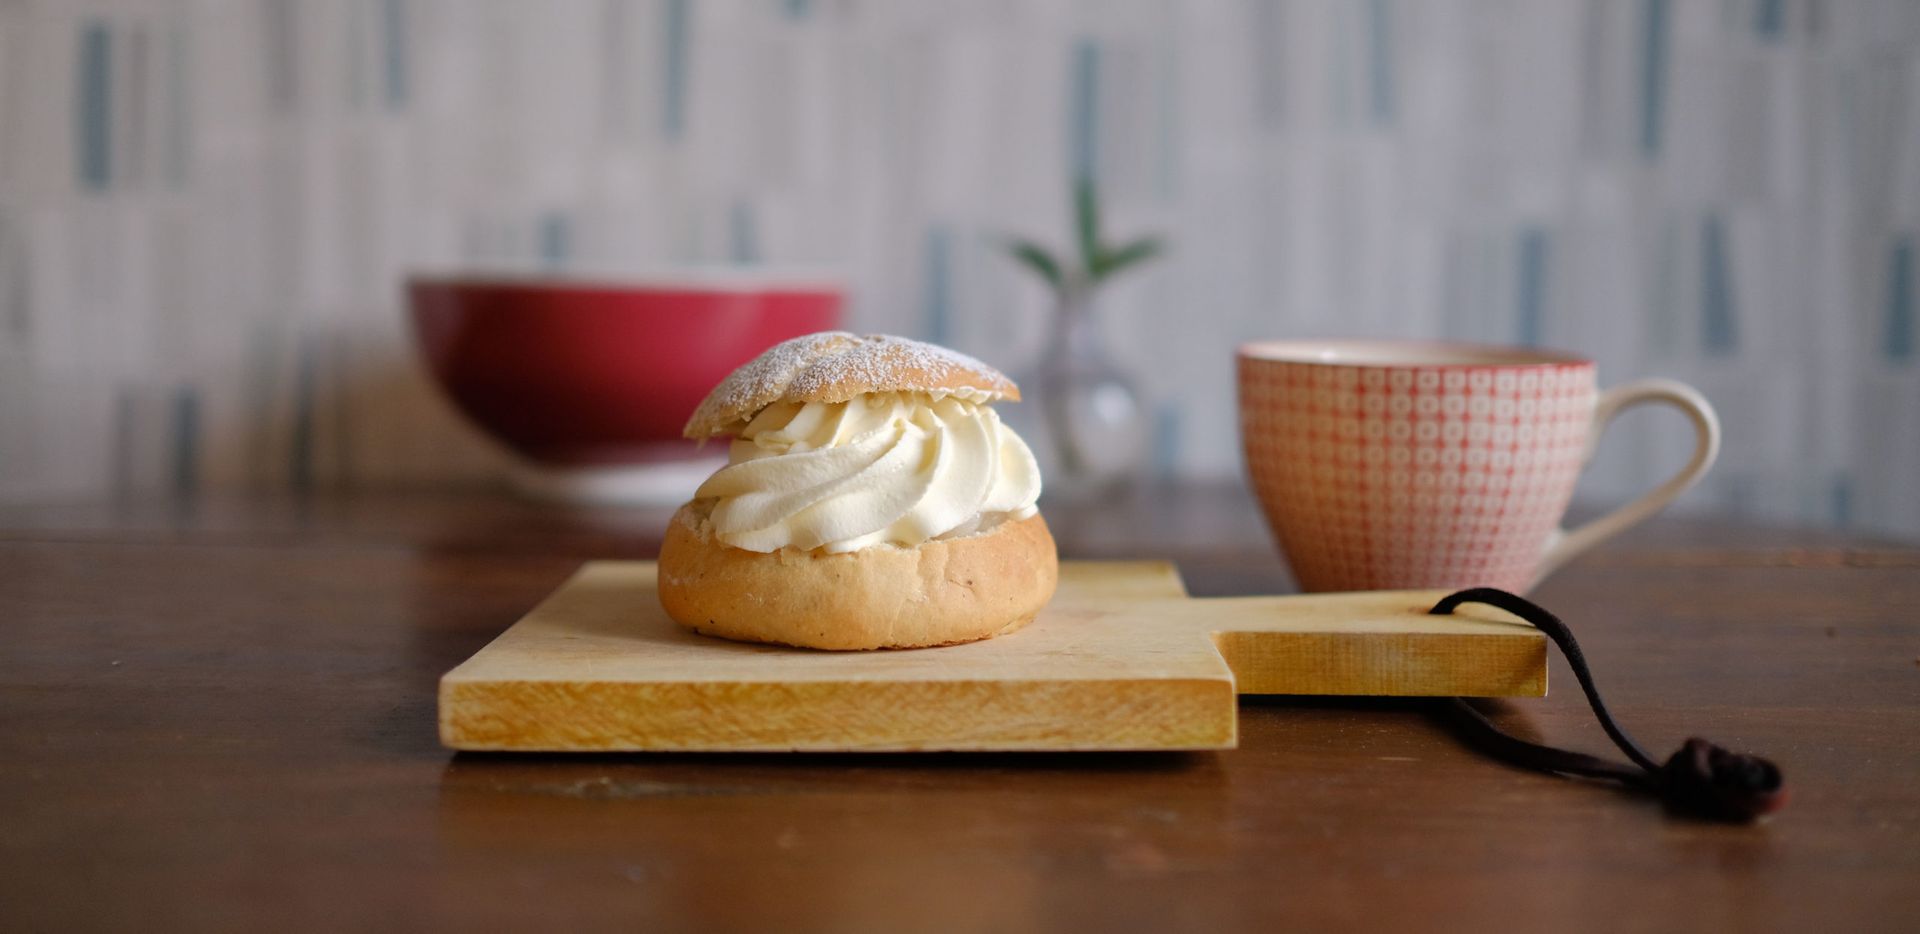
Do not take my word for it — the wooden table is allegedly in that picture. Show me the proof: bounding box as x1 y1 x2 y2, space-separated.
3 485 1917 932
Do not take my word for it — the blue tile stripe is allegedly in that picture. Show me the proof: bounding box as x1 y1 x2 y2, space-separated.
1830 474 1853 527
663 0 691 141
728 200 758 264
1070 38 1100 180
77 21 112 191
1638 0 1669 158
1153 403 1182 478
1366 0 1395 125
1756 0 1786 40
1888 235 1914 362
923 225 952 345
1702 214 1738 355
1516 227 1548 346
382 0 410 108
539 212 572 266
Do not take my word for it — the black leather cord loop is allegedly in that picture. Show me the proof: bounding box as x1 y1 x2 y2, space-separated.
1430 588 1787 822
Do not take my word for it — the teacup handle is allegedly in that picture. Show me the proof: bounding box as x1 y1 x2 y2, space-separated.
1533 378 1720 587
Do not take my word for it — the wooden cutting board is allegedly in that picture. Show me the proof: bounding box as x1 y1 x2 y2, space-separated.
439 561 1545 752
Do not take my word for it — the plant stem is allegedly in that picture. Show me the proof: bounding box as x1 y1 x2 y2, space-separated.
1044 289 1091 478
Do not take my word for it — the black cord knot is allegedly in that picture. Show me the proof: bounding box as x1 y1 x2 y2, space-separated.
1659 737 1788 822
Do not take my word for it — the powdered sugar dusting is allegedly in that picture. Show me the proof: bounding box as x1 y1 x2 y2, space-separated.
684 332 1018 437
683 331 858 434
788 335 1012 398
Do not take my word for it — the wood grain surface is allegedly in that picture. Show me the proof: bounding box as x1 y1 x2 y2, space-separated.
3 485 1918 932
439 562 1543 752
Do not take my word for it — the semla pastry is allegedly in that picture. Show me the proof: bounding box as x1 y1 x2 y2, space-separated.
659 332 1058 650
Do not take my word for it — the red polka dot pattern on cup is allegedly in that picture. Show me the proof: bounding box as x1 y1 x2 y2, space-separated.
1238 357 1597 593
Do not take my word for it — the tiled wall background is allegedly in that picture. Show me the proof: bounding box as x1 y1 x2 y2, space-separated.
2 0 1917 534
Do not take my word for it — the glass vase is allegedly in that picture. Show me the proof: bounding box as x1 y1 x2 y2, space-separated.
1016 293 1148 501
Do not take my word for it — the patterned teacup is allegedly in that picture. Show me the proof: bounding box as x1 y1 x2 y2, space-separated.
1237 340 1718 593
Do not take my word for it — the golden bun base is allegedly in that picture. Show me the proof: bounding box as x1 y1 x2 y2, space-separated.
658 502 1059 650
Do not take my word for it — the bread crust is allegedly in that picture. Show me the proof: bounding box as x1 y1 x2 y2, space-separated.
683 332 1020 438
658 503 1059 650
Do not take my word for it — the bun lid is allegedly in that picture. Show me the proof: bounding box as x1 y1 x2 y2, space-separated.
683 332 1021 439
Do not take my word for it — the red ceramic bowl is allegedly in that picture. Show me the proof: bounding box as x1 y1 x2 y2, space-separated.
409 272 842 466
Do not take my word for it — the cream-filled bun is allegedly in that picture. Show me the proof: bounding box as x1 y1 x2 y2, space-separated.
660 332 1057 650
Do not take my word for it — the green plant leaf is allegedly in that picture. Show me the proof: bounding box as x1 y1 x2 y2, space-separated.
1089 236 1164 282
1005 238 1065 290
1073 176 1101 272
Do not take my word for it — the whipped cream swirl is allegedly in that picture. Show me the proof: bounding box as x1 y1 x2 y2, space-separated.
694 392 1041 553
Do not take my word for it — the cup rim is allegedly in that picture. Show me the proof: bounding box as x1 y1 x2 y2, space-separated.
407 265 844 294
1238 339 1591 368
